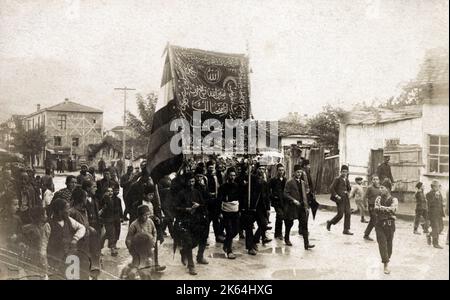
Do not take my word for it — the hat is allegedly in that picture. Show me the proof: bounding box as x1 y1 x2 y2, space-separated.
415 182 423 189
381 179 392 191
431 180 441 187
294 164 302 172
275 163 284 169
341 165 349 172
137 204 150 216
144 183 155 194
206 161 215 167
301 159 310 168
194 166 204 175
355 177 363 182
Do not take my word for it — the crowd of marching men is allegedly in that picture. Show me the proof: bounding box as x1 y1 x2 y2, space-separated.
0 155 448 279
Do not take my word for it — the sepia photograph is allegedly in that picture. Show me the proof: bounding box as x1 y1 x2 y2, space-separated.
0 0 448 284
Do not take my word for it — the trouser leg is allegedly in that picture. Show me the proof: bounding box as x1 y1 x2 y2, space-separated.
364 205 375 237
284 219 293 241
414 209 422 231
375 224 390 263
386 223 395 260
274 206 284 237
182 247 195 268
329 202 344 225
430 218 441 246
357 202 365 219
298 208 310 248
88 227 101 271
343 197 351 231
243 213 256 250
224 212 239 252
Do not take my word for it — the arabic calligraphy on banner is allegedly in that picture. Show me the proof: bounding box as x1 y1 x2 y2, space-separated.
170 46 251 124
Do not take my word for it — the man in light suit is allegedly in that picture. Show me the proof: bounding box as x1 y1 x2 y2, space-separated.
283 164 315 250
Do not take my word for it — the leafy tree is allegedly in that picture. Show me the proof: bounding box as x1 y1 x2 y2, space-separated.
306 104 343 154
126 92 158 157
11 119 48 166
127 92 158 136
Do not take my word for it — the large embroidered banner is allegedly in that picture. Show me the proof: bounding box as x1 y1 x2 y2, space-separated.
170 45 251 123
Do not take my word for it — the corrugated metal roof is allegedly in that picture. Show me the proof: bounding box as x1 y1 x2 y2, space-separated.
341 105 422 125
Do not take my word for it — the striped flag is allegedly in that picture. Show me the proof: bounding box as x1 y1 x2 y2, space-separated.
147 44 251 182
147 48 183 183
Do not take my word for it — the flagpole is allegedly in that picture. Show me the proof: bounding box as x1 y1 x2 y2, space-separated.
246 40 252 208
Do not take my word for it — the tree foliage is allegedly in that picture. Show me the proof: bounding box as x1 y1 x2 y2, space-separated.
306 104 343 154
126 92 158 158
127 92 158 137
11 119 48 166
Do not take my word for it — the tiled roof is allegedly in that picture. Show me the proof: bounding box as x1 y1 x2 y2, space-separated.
44 100 103 113
416 48 449 85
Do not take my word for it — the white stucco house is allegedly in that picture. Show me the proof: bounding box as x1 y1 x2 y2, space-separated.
338 49 449 200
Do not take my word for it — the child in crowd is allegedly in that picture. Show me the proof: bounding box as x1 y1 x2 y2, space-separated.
0 194 22 252
22 207 51 278
120 232 154 280
100 184 123 256
126 204 156 258
350 177 367 223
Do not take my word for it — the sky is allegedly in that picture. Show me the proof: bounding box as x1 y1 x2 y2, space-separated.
0 0 448 129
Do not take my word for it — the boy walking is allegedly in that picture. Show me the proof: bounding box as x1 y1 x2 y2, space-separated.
413 182 429 235
350 177 367 223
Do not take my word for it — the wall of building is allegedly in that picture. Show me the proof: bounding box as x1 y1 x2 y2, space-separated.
420 102 449 192
45 111 103 158
339 117 423 182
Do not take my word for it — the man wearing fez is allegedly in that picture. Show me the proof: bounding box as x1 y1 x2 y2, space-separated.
327 165 353 235
283 164 315 250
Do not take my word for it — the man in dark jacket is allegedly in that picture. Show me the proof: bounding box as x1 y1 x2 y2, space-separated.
283 164 315 250
240 164 271 255
327 165 353 235
95 169 114 202
269 163 286 240
120 166 135 221
413 182 428 235
363 176 381 241
377 156 394 185
53 175 77 204
426 180 445 249
77 164 94 185
218 167 241 259
98 158 106 175
174 173 209 275
205 160 225 243
81 179 102 277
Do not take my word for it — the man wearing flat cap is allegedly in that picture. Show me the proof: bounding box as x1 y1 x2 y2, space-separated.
374 179 398 274
327 165 353 235
426 180 445 249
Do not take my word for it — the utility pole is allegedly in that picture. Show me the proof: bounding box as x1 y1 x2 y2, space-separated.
114 87 136 164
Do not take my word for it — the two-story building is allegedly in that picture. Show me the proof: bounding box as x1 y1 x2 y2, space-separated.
23 98 103 167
